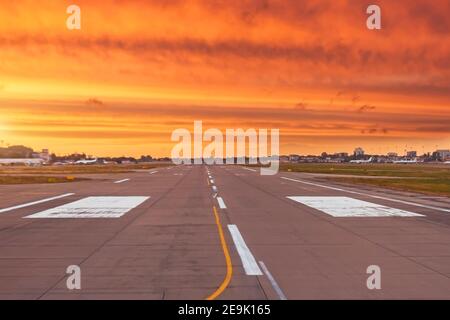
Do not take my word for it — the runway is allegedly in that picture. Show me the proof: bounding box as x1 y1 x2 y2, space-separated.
0 165 449 299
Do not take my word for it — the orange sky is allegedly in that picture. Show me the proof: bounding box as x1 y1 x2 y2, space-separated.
0 0 449 157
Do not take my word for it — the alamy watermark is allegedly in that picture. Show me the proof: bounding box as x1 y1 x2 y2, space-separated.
66 4 381 31
171 121 279 175
366 265 381 290
66 265 81 290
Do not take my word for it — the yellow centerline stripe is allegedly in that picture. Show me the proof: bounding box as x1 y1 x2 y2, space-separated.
206 206 233 300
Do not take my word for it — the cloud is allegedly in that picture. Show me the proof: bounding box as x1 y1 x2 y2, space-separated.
294 101 308 110
358 105 376 113
351 95 361 105
361 127 390 135
85 98 104 107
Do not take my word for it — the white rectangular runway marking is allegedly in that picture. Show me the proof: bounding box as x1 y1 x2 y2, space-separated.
287 196 423 217
212 185 218 192
242 167 257 172
0 193 75 214
114 179 130 184
149 171 158 174
25 196 149 219
281 177 450 213
217 197 227 209
228 225 263 276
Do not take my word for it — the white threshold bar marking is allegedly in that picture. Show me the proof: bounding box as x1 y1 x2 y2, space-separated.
0 193 75 214
114 179 130 184
227 225 263 276
259 261 287 300
217 197 227 209
288 196 423 217
281 177 450 213
25 196 149 219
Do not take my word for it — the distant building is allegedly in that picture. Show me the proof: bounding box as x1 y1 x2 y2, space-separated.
435 149 450 160
406 151 417 158
387 152 398 158
354 147 365 157
279 155 290 162
139 155 153 162
0 158 44 166
32 149 51 163
333 152 349 158
289 154 300 162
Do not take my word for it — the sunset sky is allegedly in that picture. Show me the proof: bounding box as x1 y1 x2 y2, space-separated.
0 0 449 157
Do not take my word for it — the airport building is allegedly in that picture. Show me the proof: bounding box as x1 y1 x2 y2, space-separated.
406 151 417 158
354 147 365 157
435 149 450 160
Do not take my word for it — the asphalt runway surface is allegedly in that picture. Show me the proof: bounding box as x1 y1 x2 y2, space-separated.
0 165 449 300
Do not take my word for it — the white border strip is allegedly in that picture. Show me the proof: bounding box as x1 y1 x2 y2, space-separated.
281 177 450 213
259 261 287 300
228 225 263 276
217 197 227 209
0 193 75 214
114 179 130 184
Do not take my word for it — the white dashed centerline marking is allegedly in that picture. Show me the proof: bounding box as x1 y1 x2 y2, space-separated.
0 193 75 214
227 225 263 276
217 197 227 209
259 261 287 300
210 179 214 184
212 185 218 192
114 179 130 184
281 177 450 213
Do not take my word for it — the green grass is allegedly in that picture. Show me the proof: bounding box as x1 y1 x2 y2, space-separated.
0 163 172 175
0 176 88 185
280 163 450 179
326 177 450 197
276 163 450 196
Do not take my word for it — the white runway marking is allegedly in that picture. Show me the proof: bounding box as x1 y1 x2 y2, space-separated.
217 197 227 209
212 185 218 192
259 261 287 300
210 179 214 184
149 171 158 174
114 179 130 184
0 193 75 214
242 167 257 172
287 196 423 217
281 177 450 213
227 225 263 276
25 196 149 219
